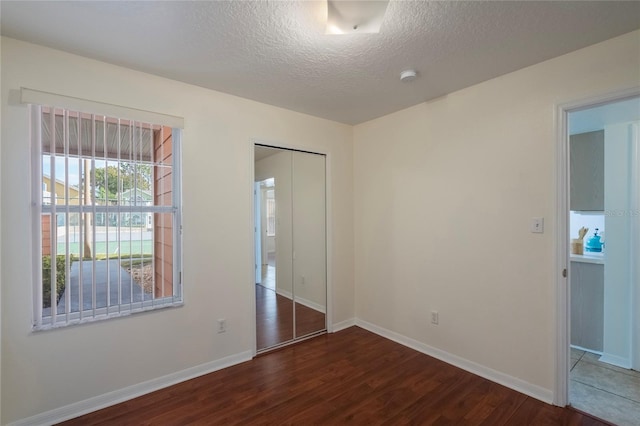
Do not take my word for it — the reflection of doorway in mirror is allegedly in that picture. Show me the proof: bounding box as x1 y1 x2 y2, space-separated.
256 176 293 350
254 145 327 352
292 151 327 339
260 178 276 291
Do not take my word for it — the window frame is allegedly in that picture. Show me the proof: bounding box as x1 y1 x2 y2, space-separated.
266 189 276 237
30 103 183 330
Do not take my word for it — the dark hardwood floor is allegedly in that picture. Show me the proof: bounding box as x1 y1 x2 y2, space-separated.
60 326 607 425
256 284 293 349
294 297 326 338
255 284 326 350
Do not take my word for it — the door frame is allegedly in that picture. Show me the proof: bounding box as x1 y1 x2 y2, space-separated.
254 182 262 285
554 86 640 406
250 138 333 357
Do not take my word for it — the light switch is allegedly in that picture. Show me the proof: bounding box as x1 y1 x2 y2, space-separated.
530 217 544 233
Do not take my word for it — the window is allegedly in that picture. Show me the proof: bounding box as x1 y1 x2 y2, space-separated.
31 104 182 329
266 189 275 236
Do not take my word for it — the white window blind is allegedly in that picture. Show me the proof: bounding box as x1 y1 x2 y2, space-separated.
21 88 184 129
28 100 183 330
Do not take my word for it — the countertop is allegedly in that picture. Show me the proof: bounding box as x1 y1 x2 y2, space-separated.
570 252 604 265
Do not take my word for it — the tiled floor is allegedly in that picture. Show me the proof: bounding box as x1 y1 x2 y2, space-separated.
570 348 640 426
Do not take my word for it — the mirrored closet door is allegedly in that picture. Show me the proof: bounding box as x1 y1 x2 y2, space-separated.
254 145 326 352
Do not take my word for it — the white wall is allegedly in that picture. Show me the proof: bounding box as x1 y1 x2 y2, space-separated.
292 152 327 309
602 121 638 368
353 30 640 396
0 37 354 424
266 235 276 254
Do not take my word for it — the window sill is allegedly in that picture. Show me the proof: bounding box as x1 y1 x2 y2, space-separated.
33 300 184 332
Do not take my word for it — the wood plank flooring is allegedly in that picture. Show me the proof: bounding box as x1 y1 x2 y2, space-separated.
59 327 608 425
255 284 293 349
255 284 326 350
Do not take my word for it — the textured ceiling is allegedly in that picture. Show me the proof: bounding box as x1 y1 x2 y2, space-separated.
2 1 639 125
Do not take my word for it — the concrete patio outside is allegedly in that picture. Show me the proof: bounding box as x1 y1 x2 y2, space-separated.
43 259 151 317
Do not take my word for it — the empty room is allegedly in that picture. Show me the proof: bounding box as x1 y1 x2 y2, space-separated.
1 1 639 425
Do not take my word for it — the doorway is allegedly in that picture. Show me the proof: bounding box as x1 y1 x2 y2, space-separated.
253 144 327 353
557 92 640 424
255 178 276 291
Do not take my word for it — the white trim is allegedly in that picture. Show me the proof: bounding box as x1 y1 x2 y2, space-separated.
31 105 44 327
554 86 640 407
20 87 184 129
570 344 602 356
273 287 326 315
332 318 356 332
295 296 326 314
7 351 252 426
33 302 185 332
355 319 553 404
553 100 570 407
325 152 334 332
598 353 632 369
632 122 640 371
256 330 326 355
250 145 258 357
275 288 293 299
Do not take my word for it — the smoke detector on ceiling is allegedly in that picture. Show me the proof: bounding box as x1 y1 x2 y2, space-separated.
400 70 417 82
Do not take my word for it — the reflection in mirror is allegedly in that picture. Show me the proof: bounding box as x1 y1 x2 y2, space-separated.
255 147 293 350
254 145 327 352
293 151 326 338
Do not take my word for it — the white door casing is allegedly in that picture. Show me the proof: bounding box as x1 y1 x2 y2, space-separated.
554 87 640 406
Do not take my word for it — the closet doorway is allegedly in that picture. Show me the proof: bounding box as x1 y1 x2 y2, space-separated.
254 144 327 352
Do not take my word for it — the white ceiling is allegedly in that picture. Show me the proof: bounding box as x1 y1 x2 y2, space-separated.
2 1 639 125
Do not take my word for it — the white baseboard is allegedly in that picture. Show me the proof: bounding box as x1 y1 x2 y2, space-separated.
354 319 554 404
295 296 326 314
599 352 631 369
274 289 325 314
332 318 356 332
276 288 293 299
9 351 253 426
570 344 602 356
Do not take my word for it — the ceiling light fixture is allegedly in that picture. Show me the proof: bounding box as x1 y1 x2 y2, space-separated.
400 70 417 83
326 0 389 35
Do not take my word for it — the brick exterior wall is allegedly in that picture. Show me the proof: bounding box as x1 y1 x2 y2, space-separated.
42 215 52 256
154 128 173 297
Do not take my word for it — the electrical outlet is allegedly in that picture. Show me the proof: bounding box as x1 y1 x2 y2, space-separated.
301 276 306 285
217 318 226 333
431 311 439 325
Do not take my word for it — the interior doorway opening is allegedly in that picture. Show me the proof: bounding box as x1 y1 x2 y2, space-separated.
561 94 640 424
255 178 276 291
